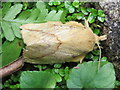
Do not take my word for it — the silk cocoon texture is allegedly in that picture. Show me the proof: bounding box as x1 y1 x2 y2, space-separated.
20 21 106 64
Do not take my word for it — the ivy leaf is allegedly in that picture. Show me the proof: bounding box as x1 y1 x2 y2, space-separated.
67 61 116 88
1 38 24 68
20 71 57 88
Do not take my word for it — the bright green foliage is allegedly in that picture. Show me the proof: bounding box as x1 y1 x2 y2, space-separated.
101 56 107 61
54 64 62 68
81 7 88 15
67 61 116 88
76 13 84 20
1 3 23 41
115 81 120 87
72 0 79 8
93 29 100 35
98 10 105 22
1 38 24 68
20 71 57 88
87 13 96 23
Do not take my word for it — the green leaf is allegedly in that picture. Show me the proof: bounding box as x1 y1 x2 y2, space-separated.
3 4 23 20
52 10 63 21
64 67 70 80
20 71 56 88
72 0 79 8
72 13 77 20
59 69 65 77
1 21 15 41
92 50 100 55
45 10 56 21
0 9 2 21
81 7 88 15
101 57 107 61
87 13 96 23
53 1 61 6
92 56 99 61
69 6 75 13
87 8 92 12
85 53 94 59
54 64 62 68
11 23 22 38
53 74 62 82
36 9 48 22
16 10 31 21
26 9 40 21
64 1 71 9
48 1 53 6
93 29 100 35
2 2 11 17
36 1 46 12
77 13 84 20
98 16 105 22
1 38 24 68
60 9 68 23
67 61 116 88
98 10 103 16
45 10 64 22
67 16 72 21
91 8 98 16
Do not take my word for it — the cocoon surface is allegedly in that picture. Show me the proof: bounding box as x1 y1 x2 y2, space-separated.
20 21 106 64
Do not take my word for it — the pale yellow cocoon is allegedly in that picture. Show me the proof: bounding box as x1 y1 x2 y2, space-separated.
20 21 106 64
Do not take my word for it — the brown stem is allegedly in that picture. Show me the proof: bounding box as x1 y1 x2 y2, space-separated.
0 56 24 78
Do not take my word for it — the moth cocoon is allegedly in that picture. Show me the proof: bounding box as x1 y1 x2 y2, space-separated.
20 21 106 64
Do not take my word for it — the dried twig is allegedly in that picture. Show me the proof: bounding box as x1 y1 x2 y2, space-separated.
0 56 24 78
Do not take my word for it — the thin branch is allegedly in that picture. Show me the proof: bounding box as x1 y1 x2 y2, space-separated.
0 56 24 78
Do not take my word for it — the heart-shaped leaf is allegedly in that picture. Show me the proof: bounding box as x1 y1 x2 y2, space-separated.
67 61 115 88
